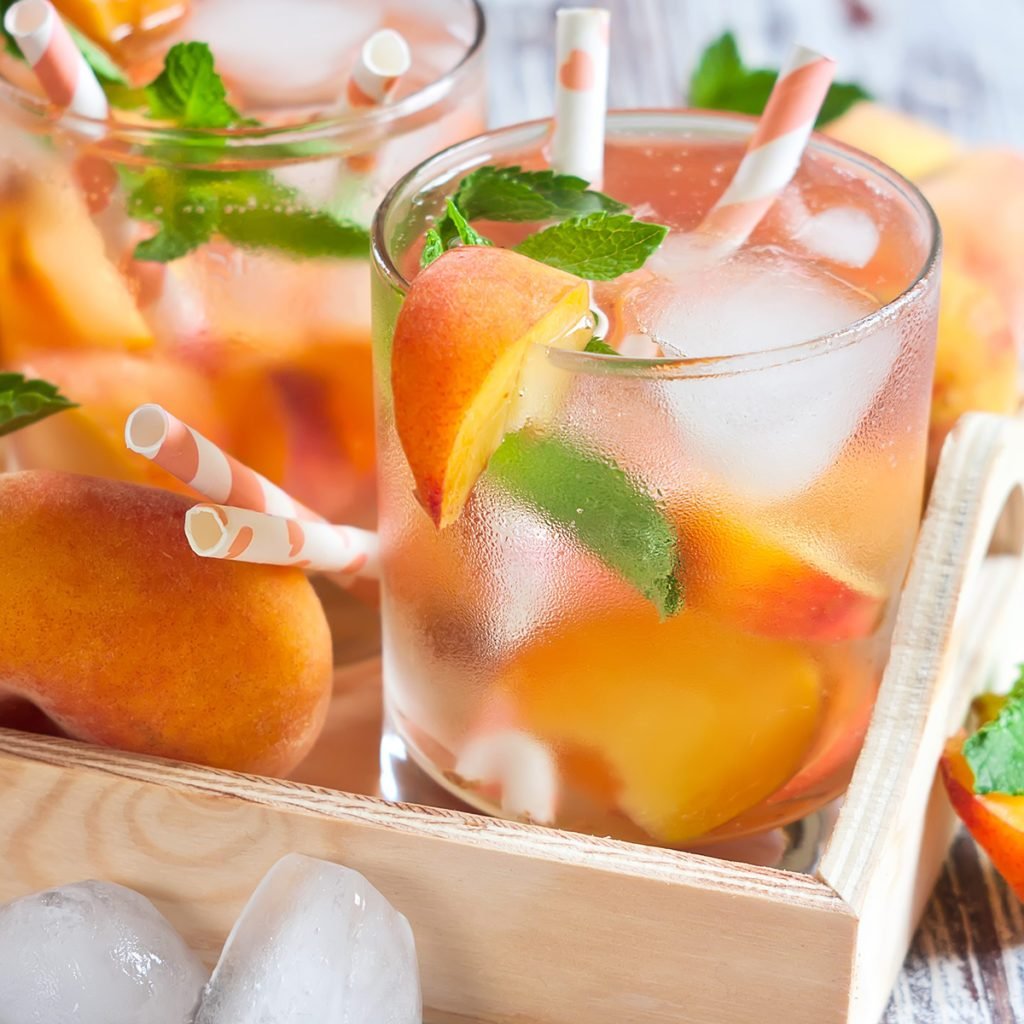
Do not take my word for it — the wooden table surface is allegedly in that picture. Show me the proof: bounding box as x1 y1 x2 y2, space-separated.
480 1 1024 1021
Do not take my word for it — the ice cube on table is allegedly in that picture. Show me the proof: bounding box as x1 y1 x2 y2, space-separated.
182 0 377 108
632 239 899 502
195 854 421 1024
0 880 206 1024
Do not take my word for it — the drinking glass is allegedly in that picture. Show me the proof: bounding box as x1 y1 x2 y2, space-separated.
371 110 941 848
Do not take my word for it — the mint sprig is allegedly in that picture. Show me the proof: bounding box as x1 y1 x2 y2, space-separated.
689 32 869 127
0 374 77 438
515 212 667 281
964 669 1024 795
486 430 682 618
584 337 619 355
144 42 242 128
421 199 493 268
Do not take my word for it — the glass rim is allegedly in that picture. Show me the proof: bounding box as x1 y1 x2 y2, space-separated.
0 0 485 158
371 108 943 378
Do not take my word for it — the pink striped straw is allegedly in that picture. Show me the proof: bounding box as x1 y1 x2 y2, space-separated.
697 44 836 247
3 0 108 126
344 28 411 172
125 403 323 522
549 7 611 186
185 504 379 580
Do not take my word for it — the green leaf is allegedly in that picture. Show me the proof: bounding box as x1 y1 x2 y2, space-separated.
453 165 627 223
688 31 871 127
964 669 1024 795
420 228 445 268
515 212 668 281
125 166 369 263
144 42 241 128
444 198 492 248
486 430 682 618
66 24 130 86
0 373 77 438
584 336 619 355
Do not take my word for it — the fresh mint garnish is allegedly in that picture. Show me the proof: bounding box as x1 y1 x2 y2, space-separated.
0 373 77 437
420 228 445 268
444 198 492 248
584 337 619 355
515 212 667 281
125 167 369 263
689 32 869 127
964 669 1024 795
144 42 242 128
486 430 682 618
446 165 626 226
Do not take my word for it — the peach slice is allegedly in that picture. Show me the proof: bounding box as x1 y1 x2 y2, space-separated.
8 350 226 493
502 605 822 844
0 177 153 360
941 736 1024 901
54 0 188 46
391 247 592 527
679 504 886 643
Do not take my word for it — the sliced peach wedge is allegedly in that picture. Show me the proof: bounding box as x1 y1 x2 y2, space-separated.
391 246 593 528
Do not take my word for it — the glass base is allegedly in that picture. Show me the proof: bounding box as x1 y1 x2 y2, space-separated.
379 719 840 873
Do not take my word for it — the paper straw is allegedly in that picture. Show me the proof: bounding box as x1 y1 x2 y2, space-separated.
549 7 611 186
185 504 379 579
125 403 324 522
456 728 558 825
344 28 411 173
4 0 108 126
697 44 836 247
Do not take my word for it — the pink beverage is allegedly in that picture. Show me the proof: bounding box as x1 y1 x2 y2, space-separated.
0 0 485 529
372 111 940 848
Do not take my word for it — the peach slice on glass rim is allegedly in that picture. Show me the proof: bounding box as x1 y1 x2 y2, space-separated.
390 246 593 528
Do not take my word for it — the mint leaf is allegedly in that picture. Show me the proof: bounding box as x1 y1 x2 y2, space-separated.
125 167 369 262
964 669 1024 795
421 228 445 268
486 430 682 618
444 198 492 248
453 165 627 223
144 42 241 128
66 24 130 87
584 337 619 355
689 32 870 127
515 212 667 281
0 373 77 437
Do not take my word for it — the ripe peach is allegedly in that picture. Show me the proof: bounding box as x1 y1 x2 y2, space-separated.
0 471 332 775
390 247 592 527
941 736 1024 901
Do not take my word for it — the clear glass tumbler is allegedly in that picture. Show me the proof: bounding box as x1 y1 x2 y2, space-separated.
0 0 485 529
372 110 941 849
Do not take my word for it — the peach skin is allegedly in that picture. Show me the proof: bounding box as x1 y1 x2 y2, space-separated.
941 736 1024 901
0 471 332 775
391 246 593 527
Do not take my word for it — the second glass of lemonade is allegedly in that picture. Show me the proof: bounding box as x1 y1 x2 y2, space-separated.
0 0 485 529
373 111 940 848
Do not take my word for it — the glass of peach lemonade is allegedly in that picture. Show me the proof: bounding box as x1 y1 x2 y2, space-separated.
372 110 941 848
0 0 485 528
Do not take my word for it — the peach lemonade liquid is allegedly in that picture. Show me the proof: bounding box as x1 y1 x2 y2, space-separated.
0 0 485 527
373 112 940 848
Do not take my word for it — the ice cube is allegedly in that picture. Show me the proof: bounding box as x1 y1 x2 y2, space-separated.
790 203 880 269
181 0 377 108
194 854 421 1024
630 241 899 501
0 880 206 1024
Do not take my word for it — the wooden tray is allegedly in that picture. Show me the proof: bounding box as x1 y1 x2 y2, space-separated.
0 412 1022 1024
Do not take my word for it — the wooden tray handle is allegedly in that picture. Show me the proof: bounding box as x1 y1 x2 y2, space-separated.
818 412 1024 1024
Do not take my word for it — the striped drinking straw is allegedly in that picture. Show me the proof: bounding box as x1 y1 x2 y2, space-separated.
697 44 836 249
549 7 611 186
344 28 412 172
3 0 108 127
185 505 379 580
